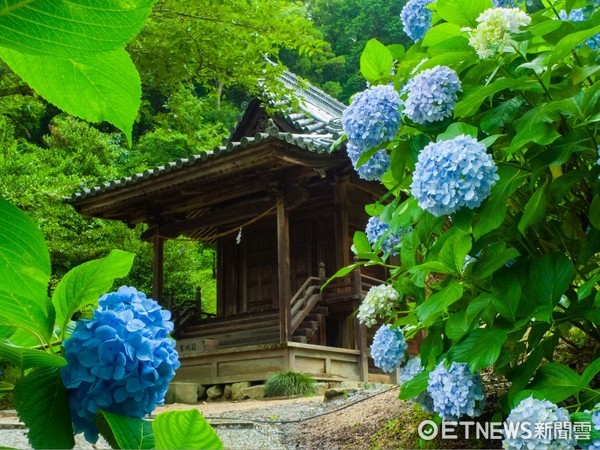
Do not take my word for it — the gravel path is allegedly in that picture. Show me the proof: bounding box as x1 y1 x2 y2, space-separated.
0 385 402 449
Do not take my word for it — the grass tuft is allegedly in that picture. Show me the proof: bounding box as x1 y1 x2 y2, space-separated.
264 371 317 397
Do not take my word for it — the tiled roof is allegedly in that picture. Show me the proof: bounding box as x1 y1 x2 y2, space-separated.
67 72 347 204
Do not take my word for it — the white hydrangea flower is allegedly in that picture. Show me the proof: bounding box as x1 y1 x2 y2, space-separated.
468 8 531 59
357 284 399 327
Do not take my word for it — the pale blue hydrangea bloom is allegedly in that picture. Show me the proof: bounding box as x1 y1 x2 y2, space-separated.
62 286 180 443
347 141 390 181
411 135 499 216
402 65 461 124
365 216 410 255
371 324 407 373
493 0 533 7
342 85 402 152
399 357 434 412
357 284 400 327
503 396 576 449
427 361 485 420
400 0 435 41
559 8 600 50
580 404 600 450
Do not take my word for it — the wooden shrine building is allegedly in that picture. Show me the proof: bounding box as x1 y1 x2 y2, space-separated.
68 72 389 385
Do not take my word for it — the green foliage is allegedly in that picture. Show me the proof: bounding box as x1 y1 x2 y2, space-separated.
264 371 317 397
97 411 155 450
153 409 223 449
0 0 155 143
346 0 600 423
14 367 75 450
52 250 135 340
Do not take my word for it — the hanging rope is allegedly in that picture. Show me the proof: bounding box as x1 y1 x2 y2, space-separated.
155 204 277 243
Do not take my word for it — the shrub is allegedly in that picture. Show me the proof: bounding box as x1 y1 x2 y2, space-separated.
264 371 317 397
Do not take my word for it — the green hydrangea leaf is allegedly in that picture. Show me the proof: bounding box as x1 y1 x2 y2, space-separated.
13 367 74 450
0 341 66 370
97 411 154 450
52 249 135 338
153 409 223 450
0 199 52 344
0 48 141 144
0 0 155 58
360 39 393 84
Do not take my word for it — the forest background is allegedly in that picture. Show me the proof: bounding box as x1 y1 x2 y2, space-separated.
0 0 411 311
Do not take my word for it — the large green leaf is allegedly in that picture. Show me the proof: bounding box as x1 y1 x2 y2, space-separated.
447 328 508 372
0 289 55 345
527 363 581 403
0 198 50 301
153 409 223 450
13 367 74 450
399 370 429 400
580 358 600 388
518 182 548 234
360 39 393 84
0 0 154 58
435 0 490 27
491 272 521 323
97 411 154 450
0 341 66 370
416 280 463 325
439 232 472 275
549 22 600 65
470 241 519 280
0 48 141 144
589 194 600 230
455 77 539 117
52 249 134 337
473 166 528 239
528 253 575 306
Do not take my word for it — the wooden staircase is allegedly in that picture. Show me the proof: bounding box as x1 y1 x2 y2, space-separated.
290 277 327 344
177 310 280 348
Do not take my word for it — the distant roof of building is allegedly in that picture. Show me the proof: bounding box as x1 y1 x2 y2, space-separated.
67 71 348 206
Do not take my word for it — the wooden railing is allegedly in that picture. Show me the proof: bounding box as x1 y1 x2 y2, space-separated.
321 270 384 303
290 276 323 334
169 287 215 338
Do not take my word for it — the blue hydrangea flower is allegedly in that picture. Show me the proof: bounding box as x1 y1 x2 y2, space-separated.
347 141 390 181
427 361 485 420
410 135 499 216
597 145 600 165
62 286 180 443
342 85 402 152
580 404 600 450
399 357 434 412
400 0 435 42
402 65 461 125
493 0 532 7
365 216 410 255
503 396 576 449
559 8 599 50
371 324 407 373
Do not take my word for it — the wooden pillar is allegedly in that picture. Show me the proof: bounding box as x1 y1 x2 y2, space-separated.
333 176 351 268
277 195 291 343
357 317 369 382
152 234 164 303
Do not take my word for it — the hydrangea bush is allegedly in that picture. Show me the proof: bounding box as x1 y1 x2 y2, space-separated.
342 0 600 444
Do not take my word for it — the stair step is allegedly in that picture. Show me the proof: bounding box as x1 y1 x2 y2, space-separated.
305 314 324 322
299 320 319 330
182 325 280 341
293 328 315 337
184 316 279 335
292 336 308 343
